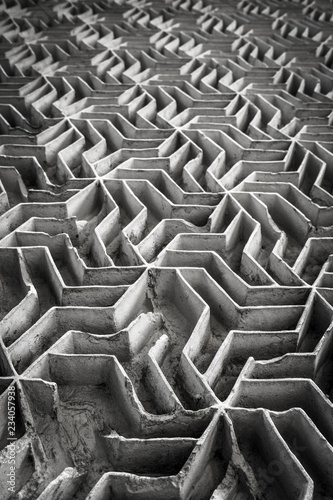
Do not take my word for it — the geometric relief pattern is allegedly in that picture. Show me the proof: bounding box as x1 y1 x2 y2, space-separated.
0 0 333 498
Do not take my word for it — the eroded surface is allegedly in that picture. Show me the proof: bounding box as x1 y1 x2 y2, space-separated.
0 0 333 499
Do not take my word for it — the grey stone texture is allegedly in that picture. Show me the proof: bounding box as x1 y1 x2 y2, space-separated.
0 0 333 498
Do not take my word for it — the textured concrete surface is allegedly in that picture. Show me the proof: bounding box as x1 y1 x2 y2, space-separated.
0 0 333 498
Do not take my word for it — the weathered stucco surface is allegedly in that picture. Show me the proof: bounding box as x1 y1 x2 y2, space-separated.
0 0 333 498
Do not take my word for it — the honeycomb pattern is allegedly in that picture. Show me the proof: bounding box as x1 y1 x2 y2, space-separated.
0 0 333 498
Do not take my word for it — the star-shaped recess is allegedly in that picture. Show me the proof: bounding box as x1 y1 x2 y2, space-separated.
0 269 220 497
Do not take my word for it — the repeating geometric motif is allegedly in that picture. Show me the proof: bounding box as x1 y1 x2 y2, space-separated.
0 0 333 498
